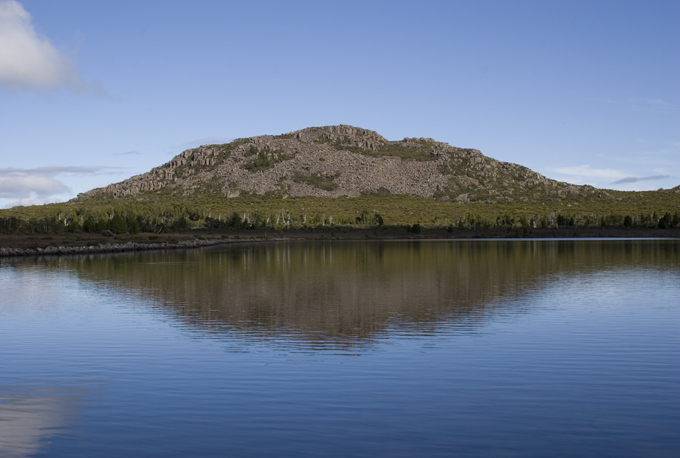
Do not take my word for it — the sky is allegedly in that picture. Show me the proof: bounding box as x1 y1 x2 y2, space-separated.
0 0 678 208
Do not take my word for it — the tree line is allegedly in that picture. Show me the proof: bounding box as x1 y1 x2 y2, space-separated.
1 202 678 235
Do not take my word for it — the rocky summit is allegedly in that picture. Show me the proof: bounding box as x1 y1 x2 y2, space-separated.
78 125 615 204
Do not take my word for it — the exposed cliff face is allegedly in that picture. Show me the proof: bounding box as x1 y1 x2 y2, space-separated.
77 125 612 204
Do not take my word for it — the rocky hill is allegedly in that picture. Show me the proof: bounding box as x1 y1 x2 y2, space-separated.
78 125 614 204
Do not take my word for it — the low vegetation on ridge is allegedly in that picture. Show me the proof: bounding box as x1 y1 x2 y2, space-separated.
1 193 678 236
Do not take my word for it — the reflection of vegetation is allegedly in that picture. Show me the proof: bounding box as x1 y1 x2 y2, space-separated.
1 192 678 234
36 240 680 346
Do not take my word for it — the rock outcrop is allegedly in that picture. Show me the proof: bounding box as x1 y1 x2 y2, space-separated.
77 125 613 204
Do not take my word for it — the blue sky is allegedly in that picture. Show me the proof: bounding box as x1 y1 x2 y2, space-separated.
1 0 678 208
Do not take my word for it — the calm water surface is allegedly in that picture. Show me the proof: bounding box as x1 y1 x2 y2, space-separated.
0 239 678 457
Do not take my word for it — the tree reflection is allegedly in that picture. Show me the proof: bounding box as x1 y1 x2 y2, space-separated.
26 240 680 346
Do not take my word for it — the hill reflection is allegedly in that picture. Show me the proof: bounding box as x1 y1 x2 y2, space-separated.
41 240 680 345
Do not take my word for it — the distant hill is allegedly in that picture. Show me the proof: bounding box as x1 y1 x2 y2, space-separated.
2 125 677 237
78 125 624 205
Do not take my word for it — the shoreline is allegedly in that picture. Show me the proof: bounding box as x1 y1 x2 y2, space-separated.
1 227 679 258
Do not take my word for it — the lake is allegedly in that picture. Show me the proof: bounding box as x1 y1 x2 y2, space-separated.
1 239 678 457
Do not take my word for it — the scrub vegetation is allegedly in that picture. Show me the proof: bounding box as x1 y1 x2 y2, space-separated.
1 192 678 235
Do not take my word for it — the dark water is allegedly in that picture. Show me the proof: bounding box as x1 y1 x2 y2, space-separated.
0 239 678 457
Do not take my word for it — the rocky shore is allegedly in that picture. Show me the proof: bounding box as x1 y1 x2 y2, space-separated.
1 227 678 259
0 236 248 258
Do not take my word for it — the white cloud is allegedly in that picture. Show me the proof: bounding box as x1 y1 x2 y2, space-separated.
597 153 679 168
0 173 68 197
612 175 670 185
546 165 629 189
0 166 121 208
549 165 628 180
545 164 677 191
0 0 91 91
